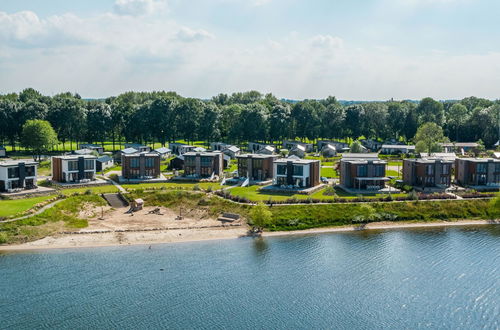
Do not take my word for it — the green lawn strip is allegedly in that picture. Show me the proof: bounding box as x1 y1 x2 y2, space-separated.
59 185 119 196
320 167 338 178
386 169 400 177
104 165 122 173
0 195 55 219
388 161 403 166
122 181 222 192
267 199 498 231
0 195 106 244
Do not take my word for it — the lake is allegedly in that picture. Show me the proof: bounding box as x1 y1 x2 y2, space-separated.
1 225 499 329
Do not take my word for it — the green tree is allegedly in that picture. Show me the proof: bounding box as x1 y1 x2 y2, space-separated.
446 103 469 141
416 97 444 126
250 202 272 231
414 122 447 154
21 120 58 161
269 103 291 142
349 140 363 153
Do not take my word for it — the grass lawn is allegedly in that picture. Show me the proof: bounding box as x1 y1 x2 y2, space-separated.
0 195 55 218
321 167 338 178
386 169 400 177
104 165 122 173
226 186 315 202
388 161 403 166
59 185 119 196
122 181 222 191
37 160 52 176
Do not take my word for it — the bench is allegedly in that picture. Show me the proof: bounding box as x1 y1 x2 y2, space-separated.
217 212 241 222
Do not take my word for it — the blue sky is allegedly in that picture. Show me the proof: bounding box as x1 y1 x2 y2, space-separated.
1 0 499 99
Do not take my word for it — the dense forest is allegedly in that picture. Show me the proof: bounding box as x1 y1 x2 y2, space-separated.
0 89 498 150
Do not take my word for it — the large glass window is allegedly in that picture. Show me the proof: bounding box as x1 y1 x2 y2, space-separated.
277 165 287 175
130 158 140 168
425 165 434 175
185 156 196 166
201 157 212 167
145 157 154 168
495 163 500 173
442 164 450 175
293 165 303 176
84 160 94 170
357 165 367 177
253 159 263 169
7 167 19 178
25 166 36 177
374 165 385 177
477 163 487 173
68 161 78 171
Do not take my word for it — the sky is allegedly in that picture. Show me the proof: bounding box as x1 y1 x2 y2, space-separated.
0 0 499 100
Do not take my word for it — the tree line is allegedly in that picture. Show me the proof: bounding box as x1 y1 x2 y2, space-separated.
0 88 498 151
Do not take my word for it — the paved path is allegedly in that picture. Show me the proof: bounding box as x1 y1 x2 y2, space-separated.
0 199 64 223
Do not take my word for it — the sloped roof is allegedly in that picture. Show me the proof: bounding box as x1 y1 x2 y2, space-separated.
154 147 171 154
97 155 113 162
121 147 139 154
73 149 94 155
225 145 240 153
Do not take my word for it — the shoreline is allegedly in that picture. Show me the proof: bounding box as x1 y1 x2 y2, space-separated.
1 219 498 252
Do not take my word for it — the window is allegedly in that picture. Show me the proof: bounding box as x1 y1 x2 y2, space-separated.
145 157 154 168
495 163 500 173
7 167 19 179
293 165 303 176
201 157 212 167
277 165 287 175
25 166 36 177
477 163 487 173
84 160 94 170
84 172 94 180
425 165 434 175
130 158 140 168
374 165 385 177
68 161 78 171
185 156 195 166
357 165 367 177
442 164 450 175
252 159 263 169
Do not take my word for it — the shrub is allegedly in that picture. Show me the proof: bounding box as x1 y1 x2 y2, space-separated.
193 184 200 191
84 189 92 195
408 190 419 201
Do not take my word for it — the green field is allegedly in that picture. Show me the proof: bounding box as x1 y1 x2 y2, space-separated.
122 181 223 191
0 195 55 219
320 167 338 178
59 185 119 196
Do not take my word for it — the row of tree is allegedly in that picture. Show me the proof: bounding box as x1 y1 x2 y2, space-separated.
0 89 498 150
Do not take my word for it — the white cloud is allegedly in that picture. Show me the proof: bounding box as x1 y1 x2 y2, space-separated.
310 35 344 50
113 0 167 16
175 27 214 42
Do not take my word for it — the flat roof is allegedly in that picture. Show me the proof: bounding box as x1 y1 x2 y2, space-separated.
407 158 454 164
0 160 38 166
237 153 278 159
381 144 415 149
343 160 387 164
53 155 97 160
183 151 223 157
457 158 500 163
122 152 159 157
274 158 319 165
440 142 479 147
341 153 380 160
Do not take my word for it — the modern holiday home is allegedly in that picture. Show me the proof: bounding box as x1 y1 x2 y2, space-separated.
455 158 500 188
124 143 151 153
51 155 97 183
439 142 479 154
182 152 224 179
248 142 275 154
96 155 114 172
0 160 38 192
236 154 279 182
402 158 453 189
121 152 161 180
282 141 313 153
78 143 104 154
340 157 388 190
273 158 320 188
379 144 416 155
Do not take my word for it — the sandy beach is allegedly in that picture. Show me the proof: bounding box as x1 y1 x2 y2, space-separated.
1 215 498 251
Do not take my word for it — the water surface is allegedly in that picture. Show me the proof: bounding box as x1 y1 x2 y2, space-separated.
1 225 499 329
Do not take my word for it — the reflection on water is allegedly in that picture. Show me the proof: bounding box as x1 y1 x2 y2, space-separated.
0 225 499 329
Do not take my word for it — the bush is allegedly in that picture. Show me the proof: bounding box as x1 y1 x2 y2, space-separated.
193 184 200 191
408 190 419 201
84 189 92 195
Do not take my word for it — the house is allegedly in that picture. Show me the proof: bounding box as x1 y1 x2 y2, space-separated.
419 152 457 162
73 148 94 156
341 153 380 161
124 143 151 153
282 141 313 153
321 144 337 157
236 154 278 181
455 158 500 187
289 145 306 158
0 160 38 192
169 155 185 170
182 152 224 179
0 146 6 158
78 144 104 154
222 145 241 159
169 143 201 155
379 144 416 155
153 147 172 159
115 147 140 163
360 139 383 152
258 145 276 155
440 142 479 154
96 155 114 172
340 158 388 190
51 155 97 183
121 152 161 180
273 158 320 188
210 142 229 151
402 158 453 188
248 142 275 154
317 140 349 152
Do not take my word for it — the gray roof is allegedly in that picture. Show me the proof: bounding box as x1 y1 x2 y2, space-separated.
0 159 38 167
154 147 171 154
53 155 97 160
275 158 319 164
121 147 139 154
381 144 415 149
193 147 207 152
225 146 240 153
183 151 222 157
341 153 379 160
73 148 94 155
97 155 113 162
236 153 278 159
440 142 479 147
